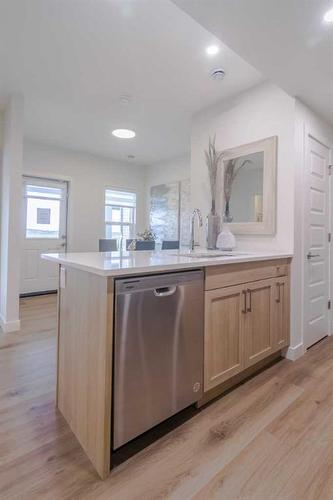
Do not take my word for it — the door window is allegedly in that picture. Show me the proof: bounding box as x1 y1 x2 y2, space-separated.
24 184 63 239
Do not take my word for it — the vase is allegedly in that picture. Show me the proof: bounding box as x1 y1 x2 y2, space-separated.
216 224 236 251
206 212 221 250
223 199 233 223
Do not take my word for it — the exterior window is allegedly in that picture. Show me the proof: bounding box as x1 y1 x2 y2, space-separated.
105 189 136 249
25 184 62 238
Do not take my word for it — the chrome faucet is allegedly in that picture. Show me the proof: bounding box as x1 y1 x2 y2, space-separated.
189 208 203 251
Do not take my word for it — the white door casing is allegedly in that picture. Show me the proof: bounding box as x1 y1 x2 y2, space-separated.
20 177 68 294
304 135 330 349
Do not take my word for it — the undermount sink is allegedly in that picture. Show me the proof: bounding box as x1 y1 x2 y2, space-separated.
174 251 247 258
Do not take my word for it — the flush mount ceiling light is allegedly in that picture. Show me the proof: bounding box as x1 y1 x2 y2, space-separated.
206 45 219 56
323 7 333 22
112 129 136 139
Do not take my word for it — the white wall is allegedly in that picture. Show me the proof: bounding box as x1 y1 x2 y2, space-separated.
23 141 147 252
290 100 333 360
145 154 190 188
144 154 190 225
0 96 24 332
0 110 4 150
0 110 3 315
191 82 295 252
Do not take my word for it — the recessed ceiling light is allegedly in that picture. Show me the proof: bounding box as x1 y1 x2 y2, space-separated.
206 45 219 56
112 129 136 139
323 7 333 22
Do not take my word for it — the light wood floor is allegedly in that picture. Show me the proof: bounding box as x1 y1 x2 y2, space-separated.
1 295 333 499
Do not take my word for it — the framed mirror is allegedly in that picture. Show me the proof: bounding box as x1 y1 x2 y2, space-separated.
221 136 277 235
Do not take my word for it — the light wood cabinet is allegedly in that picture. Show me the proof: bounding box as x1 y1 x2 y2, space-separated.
272 276 290 349
55 257 290 478
204 261 290 392
243 279 275 369
204 285 245 391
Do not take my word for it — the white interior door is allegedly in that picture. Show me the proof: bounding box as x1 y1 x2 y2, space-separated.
304 135 330 348
20 177 68 294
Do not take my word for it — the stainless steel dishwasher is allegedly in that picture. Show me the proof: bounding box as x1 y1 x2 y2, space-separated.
113 270 204 450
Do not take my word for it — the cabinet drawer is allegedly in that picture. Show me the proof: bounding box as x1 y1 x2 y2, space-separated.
205 259 290 290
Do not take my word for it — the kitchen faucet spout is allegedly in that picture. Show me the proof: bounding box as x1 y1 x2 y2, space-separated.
189 208 203 251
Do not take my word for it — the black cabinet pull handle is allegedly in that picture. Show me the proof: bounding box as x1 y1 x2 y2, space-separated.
247 289 252 312
276 282 281 303
242 290 247 313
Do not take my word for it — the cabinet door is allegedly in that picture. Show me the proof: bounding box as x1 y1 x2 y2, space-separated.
243 279 275 368
204 284 245 391
273 276 290 350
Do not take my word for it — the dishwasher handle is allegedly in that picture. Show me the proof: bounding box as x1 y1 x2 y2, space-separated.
153 285 177 297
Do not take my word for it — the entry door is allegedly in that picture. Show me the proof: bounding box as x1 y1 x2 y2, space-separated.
304 135 330 348
21 177 68 294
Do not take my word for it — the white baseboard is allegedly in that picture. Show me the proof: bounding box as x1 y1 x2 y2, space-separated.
0 314 21 333
283 342 305 361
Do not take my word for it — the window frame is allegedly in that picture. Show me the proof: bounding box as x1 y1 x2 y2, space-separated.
105 187 137 246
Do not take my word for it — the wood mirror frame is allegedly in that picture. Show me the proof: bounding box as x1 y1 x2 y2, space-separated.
220 136 277 235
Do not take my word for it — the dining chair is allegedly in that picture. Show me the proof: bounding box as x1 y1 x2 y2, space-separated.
161 240 180 250
99 239 118 252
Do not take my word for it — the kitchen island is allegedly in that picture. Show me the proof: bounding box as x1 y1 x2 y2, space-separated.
42 249 292 479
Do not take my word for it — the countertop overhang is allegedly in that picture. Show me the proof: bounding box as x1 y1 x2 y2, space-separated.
41 250 293 277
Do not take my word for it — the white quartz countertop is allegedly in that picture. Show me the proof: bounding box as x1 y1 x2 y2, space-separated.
41 249 293 277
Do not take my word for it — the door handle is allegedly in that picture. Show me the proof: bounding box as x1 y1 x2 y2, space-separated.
247 289 252 312
307 252 320 259
242 290 247 313
276 282 281 303
153 286 177 297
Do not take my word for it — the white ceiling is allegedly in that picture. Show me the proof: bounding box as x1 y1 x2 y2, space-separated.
174 0 333 126
0 0 264 165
